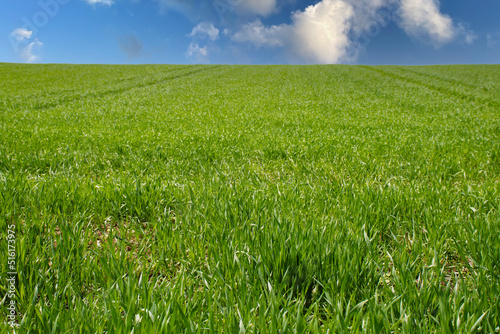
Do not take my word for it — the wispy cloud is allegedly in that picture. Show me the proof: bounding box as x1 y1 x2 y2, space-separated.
232 19 286 48
186 43 208 58
9 28 43 63
155 0 215 21
235 0 277 16
118 34 144 59
189 22 220 41
20 38 43 63
487 31 500 49
155 0 278 22
83 0 114 6
186 22 220 63
461 25 477 45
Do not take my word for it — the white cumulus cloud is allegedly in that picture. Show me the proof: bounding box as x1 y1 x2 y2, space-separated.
290 0 355 64
398 0 456 45
10 28 33 41
232 0 475 64
232 0 356 64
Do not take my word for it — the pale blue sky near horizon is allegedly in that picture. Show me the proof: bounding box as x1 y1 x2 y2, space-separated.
1 0 499 65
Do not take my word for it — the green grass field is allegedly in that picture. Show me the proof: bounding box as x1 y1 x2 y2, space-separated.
1 63 499 333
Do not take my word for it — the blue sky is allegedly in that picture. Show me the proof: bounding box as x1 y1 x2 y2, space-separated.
1 0 500 65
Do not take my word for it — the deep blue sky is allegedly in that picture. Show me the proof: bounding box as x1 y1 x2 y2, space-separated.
1 0 499 65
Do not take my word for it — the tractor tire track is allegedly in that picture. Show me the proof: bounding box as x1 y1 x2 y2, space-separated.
31 65 223 111
360 65 500 109
395 67 489 92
